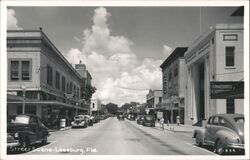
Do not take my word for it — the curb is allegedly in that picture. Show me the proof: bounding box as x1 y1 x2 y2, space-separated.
48 126 71 132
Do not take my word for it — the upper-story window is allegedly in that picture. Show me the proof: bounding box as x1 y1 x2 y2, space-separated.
174 67 178 77
47 65 53 86
21 61 30 80
168 72 172 80
55 71 60 89
62 76 66 92
10 61 19 80
10 60 31 81
225 46 235 67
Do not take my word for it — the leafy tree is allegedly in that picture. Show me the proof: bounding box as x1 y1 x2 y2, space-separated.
105 103 118 114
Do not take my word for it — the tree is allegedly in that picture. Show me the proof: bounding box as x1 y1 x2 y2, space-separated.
105 103 118 114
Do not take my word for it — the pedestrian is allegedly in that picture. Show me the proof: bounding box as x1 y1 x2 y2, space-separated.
160 117 164 130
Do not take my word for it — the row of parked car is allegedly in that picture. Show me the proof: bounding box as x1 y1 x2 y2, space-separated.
71 114 109 128
7 114 110 150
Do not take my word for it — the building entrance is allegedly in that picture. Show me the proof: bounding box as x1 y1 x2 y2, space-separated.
198 62 205 121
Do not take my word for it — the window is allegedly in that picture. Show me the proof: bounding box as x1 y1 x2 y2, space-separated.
47 65 53 86
62 76 66 92
21 61 30 80
70 82 73 93
10 61 19 80
55 71 60 89
207 117 213 124
223 34 238 41
225 47 235 67
168 72 172 80
213 116 219 125
174 67 178 77
226 98 235 113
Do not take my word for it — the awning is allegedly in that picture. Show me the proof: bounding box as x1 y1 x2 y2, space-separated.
156 103 179 110
7 100 88 111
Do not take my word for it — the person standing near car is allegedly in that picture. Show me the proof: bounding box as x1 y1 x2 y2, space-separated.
160 117 164 130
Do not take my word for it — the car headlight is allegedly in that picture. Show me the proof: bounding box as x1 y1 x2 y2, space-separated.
14 132 19 138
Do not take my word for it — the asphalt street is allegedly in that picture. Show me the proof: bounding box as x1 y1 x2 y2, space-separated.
24 117 217 155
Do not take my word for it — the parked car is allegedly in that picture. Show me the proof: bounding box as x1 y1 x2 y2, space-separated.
71 115 88 128
193 114 244 155
142 115 156 127
7 114 49 148
136 115 144 125
99 115 106 120
117 114 125 120
92 115 100 123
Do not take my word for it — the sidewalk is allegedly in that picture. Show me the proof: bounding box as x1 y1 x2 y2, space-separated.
155 122 203 133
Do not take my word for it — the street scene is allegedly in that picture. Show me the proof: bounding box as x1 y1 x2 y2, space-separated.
10 116 216 155
4 3 248 159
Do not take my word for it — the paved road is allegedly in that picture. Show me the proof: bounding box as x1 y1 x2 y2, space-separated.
25 117 217 155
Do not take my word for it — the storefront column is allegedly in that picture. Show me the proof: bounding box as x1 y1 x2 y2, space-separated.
204 56 210 119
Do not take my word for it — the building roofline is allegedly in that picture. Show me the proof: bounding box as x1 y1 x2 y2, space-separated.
184 23 243 57
7 29 84 82
160 47 188 69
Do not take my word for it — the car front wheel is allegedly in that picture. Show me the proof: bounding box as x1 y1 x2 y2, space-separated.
216 140 225 155
195 136 202 147
20 137 30 148
42 134 48 145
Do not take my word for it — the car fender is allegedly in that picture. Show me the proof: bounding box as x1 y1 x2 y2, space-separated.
215 130 240 146
193 128 205 144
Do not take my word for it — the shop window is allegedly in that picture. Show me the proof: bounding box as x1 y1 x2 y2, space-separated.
21 61 30 80
55 71 60 89
225 47 235 67
226 98 235 113
223 34 238 41
47 65 53 86
10 61 19 80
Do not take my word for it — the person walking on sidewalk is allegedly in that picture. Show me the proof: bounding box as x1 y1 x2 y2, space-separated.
160 117 164 130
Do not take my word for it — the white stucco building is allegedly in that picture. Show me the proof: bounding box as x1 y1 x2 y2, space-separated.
184 24 244 126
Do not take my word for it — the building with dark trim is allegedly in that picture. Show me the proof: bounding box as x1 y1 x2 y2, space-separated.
7 29 93 127
158 47 188 124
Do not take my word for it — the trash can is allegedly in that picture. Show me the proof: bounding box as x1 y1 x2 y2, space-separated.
60 118 66 128
176 116 180 126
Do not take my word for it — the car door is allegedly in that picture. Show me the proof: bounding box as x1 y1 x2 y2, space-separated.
210 116 221 143
29 116 42 142
205 116 214 144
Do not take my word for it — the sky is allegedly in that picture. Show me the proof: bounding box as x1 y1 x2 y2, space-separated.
7 6 243 106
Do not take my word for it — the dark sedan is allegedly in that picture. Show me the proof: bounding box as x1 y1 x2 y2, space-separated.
136 115 144 125
142 115 156 127
7 114 49 148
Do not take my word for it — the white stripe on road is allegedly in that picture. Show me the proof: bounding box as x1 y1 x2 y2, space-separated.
28 141 57 154
185 143 217 155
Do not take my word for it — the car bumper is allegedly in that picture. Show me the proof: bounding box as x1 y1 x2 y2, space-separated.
144 122 154 126
228 143 245 149
7 140 19 147
72 123 85 127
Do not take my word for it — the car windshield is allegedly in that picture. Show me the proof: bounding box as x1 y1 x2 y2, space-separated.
234 117 244 123
145 115 154 120
10 115 29 124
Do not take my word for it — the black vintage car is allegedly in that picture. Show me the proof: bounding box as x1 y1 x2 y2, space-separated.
7 114 49 148
142 115 156 127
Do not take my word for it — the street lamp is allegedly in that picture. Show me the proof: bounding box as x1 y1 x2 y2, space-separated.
21 85 26 114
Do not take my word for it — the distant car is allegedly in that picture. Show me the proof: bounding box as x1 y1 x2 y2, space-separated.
193 114 244 155
92 115 100 123
99 115 106 120
71 115 88 128
7 114 49 148
136 115 144 125
117 115 124 120
142 115 155 127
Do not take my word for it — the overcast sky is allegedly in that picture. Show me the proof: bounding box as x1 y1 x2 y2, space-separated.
7 6 243 106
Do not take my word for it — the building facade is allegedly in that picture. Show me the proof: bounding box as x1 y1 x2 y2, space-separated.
146 90 162 108
184 24 244 125
159 47 188 124
90 98 101 115
7 29 91 127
